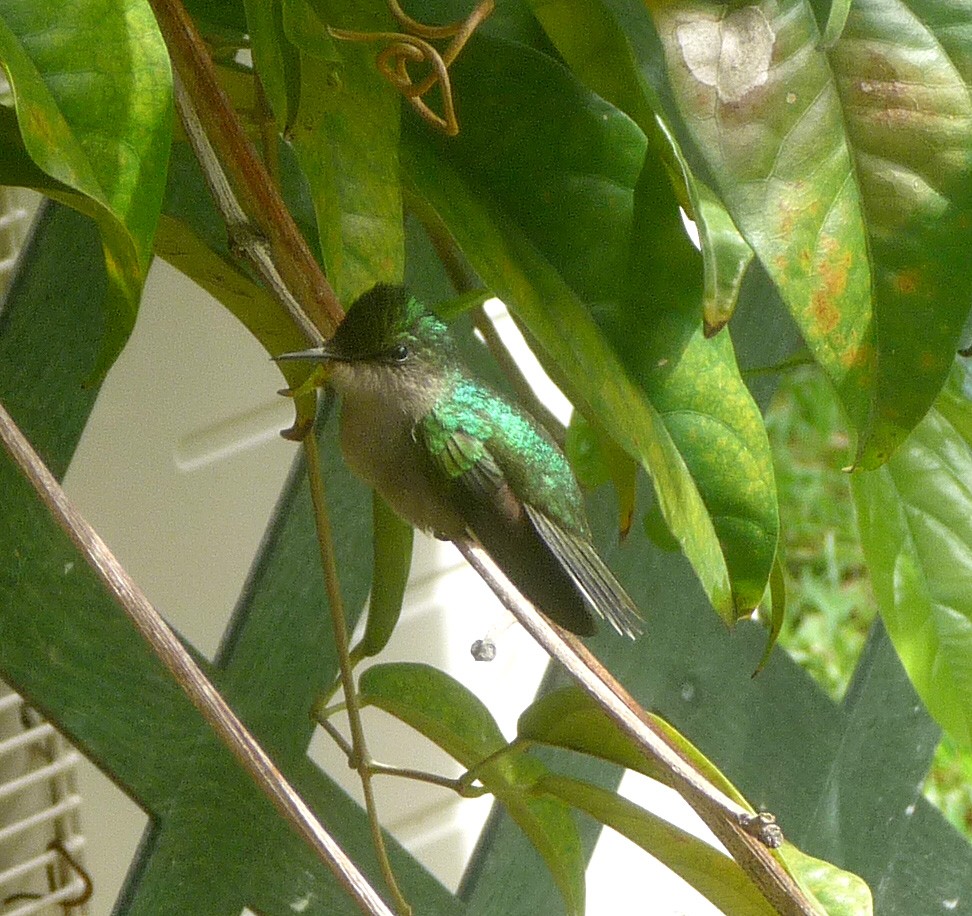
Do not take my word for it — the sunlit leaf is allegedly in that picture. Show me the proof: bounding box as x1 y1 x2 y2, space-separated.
644 0 972 467
359 663 586 914
852 404 972 749
625 129 778 615
517 686 751 811
284 0 403 303
0 0 171 377
816 0 853 49
781 843 873 915
537 774 776 916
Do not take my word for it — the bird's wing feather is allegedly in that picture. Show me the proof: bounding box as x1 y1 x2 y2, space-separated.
419 414 508 506
524 504 643 639
418 408 642 638
419 411 598 634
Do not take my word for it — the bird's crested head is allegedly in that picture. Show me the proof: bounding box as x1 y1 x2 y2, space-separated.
326 284 454 365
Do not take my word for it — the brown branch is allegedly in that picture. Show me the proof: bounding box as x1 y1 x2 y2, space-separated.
148 0 342 335
0 402 393 916
458 542 817 916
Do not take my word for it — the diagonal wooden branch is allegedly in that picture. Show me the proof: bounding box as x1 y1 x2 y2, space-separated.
148 0 342 335
458 542 818 916
0 402 393 916
172 71 323 349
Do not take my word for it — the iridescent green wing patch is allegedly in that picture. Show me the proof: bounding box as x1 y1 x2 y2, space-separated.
418 406 505 504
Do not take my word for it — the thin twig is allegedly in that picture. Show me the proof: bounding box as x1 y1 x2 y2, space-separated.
331 0 494 136
0 402 393 916
457 542 818 916
303 435 412 916
368 763 479 795
318 705 477 795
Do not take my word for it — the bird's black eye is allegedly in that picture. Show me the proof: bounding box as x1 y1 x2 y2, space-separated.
389 344 408 363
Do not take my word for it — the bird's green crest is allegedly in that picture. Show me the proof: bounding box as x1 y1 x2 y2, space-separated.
330 283 449 359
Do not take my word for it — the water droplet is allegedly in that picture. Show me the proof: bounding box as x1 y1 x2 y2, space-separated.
471 639 496 662
680 682 696 702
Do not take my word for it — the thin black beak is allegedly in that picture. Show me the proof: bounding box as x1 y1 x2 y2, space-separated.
273 347 337 363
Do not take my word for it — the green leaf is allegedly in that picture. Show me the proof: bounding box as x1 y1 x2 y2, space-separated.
781 843 873 915
564 413 638 538
851 404 972 749
752 553 786 678
536 774 776 916
402 40 734 622
350 493 414 663
565 413 611 491
815 0 853 50
644 0 972 466
284 0 404 303
0 103 67 191
526 0 754 335
360 662 507 762
359 663 585 915
936 358 972 450
624 127 778 616
517 686 751 811
0 0 172 377
693 178 755 337
244 0 301 130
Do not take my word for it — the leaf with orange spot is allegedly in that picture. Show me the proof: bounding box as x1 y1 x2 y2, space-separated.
641 0 972 467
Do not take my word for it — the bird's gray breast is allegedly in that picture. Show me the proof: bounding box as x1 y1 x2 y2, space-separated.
336 381 467 541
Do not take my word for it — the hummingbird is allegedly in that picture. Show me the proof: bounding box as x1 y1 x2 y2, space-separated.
276 284 641 638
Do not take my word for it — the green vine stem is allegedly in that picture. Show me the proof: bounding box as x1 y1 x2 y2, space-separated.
303 433 413 916
317 716 484 798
